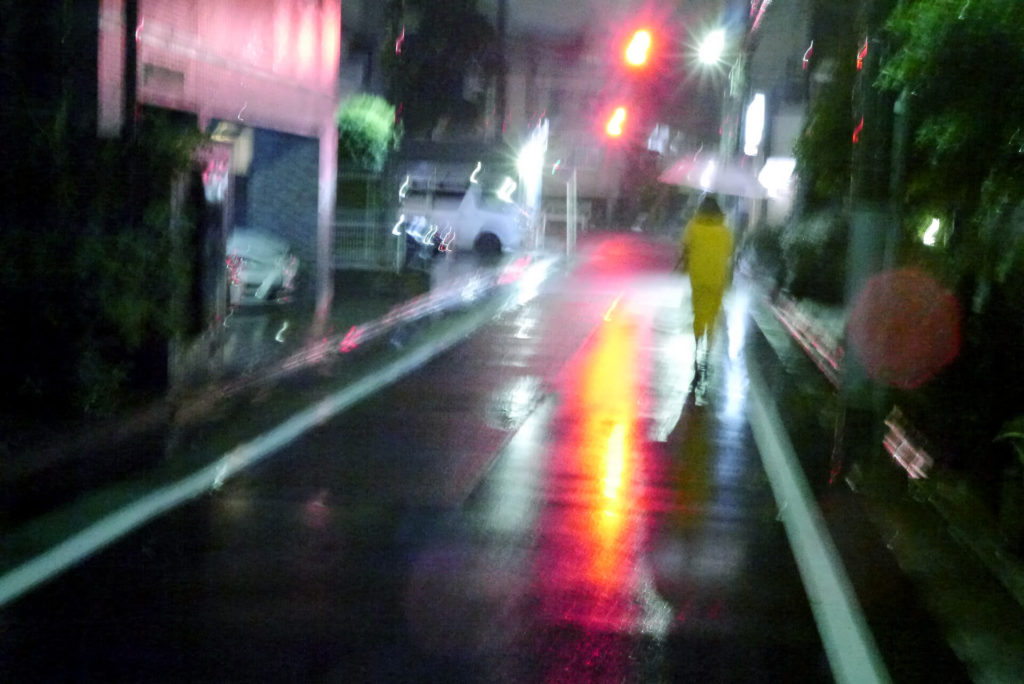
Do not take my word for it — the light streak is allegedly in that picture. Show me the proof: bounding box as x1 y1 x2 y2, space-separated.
604 294 623 321
803 41 814 70
883 408 934 479
470 161 482 184
497 177 517 203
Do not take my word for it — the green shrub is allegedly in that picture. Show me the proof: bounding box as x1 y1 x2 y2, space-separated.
336 95 401 172
780 211 848 303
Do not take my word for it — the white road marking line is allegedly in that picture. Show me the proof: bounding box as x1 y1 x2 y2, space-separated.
745 353 891 684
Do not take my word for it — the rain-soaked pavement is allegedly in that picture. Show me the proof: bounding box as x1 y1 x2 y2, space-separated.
0 234 983 682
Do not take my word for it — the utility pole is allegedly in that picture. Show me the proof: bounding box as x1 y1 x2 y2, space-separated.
495 0 507 141
847 0 898 298
837 0 901 485
123 0 138 141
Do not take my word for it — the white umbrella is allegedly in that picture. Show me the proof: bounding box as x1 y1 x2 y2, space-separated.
659 153 767 198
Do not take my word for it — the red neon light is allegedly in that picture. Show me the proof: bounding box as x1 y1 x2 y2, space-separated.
853 117 864 143
338 325 362 353
802 41 814 70
857 39 868 70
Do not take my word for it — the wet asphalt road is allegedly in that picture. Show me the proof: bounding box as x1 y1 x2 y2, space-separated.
3 235 833 682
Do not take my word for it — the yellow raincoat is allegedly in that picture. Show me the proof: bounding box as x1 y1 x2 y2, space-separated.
680 210 733 343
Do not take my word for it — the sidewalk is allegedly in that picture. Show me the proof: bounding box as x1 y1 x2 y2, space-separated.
0 248 565 608
745 277 1024 682
0 252 546 532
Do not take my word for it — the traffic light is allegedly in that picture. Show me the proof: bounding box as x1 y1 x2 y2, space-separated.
625 29 652 67
606 107 627 137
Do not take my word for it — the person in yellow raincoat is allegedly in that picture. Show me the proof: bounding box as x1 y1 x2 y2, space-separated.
677 195 733 380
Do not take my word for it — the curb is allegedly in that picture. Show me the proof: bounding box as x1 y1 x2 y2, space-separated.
749 285 1024 615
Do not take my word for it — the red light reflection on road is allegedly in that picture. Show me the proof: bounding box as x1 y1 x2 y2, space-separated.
535 303 650 640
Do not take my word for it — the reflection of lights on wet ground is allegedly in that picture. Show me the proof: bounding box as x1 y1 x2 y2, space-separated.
514 313 535 339
478 396 552 533
722 363 746 420
602 423 627 500
536 307 648 628
302 488 331 529
485 375 543 431
726 288 748 361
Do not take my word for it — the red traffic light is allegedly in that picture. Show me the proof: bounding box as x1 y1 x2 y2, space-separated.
625 29 652 67
606 107 627 137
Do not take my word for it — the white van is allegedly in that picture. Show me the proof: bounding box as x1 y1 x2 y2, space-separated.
398 181 528 256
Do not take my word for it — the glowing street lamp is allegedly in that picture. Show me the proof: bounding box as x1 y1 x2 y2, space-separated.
606 107 627 138
625 29 652 67
698 28 726 65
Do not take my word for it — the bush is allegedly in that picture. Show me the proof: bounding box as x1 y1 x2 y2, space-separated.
336 95 400 172
740 223 786 292
0 108 204 418
780 211 848 303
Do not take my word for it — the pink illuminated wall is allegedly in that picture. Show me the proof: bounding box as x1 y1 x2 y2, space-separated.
99 0 341 137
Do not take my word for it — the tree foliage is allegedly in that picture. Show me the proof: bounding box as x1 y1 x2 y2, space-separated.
383 0 499 138
793 1 859 210
336 94 401 171
880 0 1024 223
0 106 205 417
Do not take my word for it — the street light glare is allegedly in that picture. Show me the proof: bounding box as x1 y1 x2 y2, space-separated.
625 29 651 66
699 28 726 65
606 107 627 137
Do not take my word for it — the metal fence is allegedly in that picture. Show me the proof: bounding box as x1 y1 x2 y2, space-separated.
333 208 401 271
333 171 402 272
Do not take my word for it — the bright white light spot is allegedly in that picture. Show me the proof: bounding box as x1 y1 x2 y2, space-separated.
758 157 797 198
699 160 717 190
470 161 482 184
399 175 410 199
923 218 940 246
392 214 406 236
517 140 541 180
744 93 765 157
497 176 518 203
699 29 726 65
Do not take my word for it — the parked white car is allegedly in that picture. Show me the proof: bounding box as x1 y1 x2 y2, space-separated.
398 181 528 256
226 230 299 305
